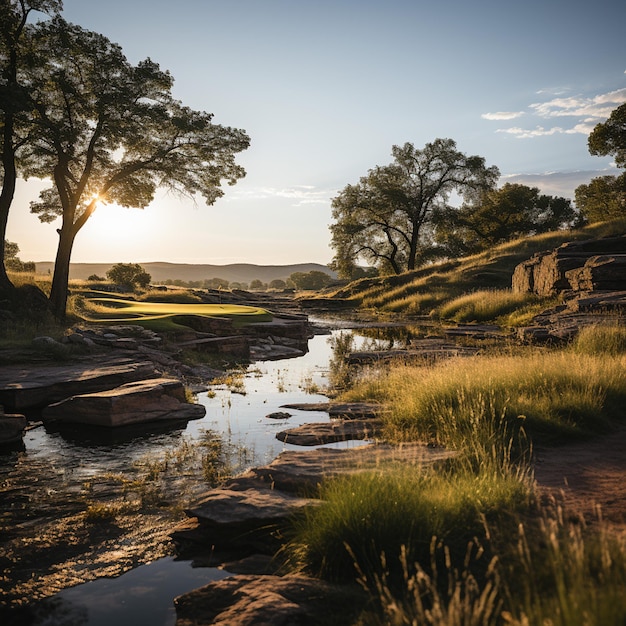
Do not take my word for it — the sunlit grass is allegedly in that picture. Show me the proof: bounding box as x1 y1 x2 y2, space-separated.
571 323 626 356
340 350 626 445
435 289 541 323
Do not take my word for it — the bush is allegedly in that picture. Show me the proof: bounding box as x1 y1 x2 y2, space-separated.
106 263 151 290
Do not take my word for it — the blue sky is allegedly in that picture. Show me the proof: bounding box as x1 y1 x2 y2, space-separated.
7 0 626 265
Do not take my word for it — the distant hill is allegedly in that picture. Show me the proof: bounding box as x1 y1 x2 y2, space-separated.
35 261 336 285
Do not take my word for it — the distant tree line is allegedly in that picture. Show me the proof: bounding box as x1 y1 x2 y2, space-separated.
96 265 336 292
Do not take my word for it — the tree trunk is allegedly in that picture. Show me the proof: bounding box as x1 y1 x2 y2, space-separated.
49 227 76 320
0 112 17 292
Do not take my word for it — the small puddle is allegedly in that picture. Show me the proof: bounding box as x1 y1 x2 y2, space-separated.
2 324 406 624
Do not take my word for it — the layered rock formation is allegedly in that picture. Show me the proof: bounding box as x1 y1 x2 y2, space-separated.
512 235 626 296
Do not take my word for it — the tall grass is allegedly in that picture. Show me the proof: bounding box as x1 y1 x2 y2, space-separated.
286 463 530 587
341 350 626 446
435 290 540 323
571 323 626 356
356 508 626 626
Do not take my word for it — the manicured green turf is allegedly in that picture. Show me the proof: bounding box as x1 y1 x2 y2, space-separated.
81 297 273 327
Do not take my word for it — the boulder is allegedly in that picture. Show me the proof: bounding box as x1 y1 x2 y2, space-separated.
0 413 27 446
176 335 250 359
174 574 364 626
0 358 159 411
280 402 384 419
41 377 205 427
171 486 319 554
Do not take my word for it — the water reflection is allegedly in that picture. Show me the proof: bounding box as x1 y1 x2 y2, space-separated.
29 557 228 626
0 326 411 624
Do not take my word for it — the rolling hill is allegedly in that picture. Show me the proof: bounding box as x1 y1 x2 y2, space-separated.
34 261 336 285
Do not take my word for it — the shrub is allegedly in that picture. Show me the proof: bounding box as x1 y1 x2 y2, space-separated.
106 263 151 290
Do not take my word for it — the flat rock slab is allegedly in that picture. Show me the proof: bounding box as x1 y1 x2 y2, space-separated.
276 419 383 445
246 443 456 493
174 574 365 626
280 402 384 419
0 358 158 411
42 378 205 427
171 487 319 554
186 487 319 527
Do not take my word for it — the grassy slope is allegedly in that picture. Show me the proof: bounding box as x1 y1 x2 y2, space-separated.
326 218 626 317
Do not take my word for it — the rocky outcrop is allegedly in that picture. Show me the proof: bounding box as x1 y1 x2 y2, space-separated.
512 235 626 296
565 255 626 291
0 358 159 411
174 574 365 626
41 378 205 427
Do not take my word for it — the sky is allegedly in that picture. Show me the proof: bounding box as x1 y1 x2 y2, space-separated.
6 0 626 266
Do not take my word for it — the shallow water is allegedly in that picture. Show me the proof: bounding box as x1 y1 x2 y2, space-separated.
2 327 390 624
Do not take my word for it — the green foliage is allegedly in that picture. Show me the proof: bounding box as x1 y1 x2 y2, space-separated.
436 183 577 255
249 279 267 291
574 173 626 223
106 263 151 290
587 102 626 168
330 139 499 276
268 278 286 290
289 270 332 290
3 239 35 272
287 465 529 587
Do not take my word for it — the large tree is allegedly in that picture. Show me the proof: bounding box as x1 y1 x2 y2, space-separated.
0 0 61 291
329 139 499 276
435 183 577 256
20 17 249 318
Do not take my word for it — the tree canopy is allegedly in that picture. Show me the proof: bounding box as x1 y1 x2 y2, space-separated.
435 183 577 256
575 174 626 223
0 0 62 290
587 102 626 168
10 16 249 317
575 103 626 224
329 139 499 277
289 270 332 290
106 262 151 290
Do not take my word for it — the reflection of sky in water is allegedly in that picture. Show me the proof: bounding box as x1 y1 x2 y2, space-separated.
19 333 341 626
16 329 391 625
34 557 228 626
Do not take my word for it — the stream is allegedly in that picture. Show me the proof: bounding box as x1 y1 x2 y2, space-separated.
1 322 413 625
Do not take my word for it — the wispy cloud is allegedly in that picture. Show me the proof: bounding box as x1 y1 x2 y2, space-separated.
481 111 524 121
502 167 621 198
227 185 335 206
485 84 626 139
529 88 626 119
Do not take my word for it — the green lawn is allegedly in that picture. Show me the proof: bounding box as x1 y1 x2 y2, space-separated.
81 297 273 327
